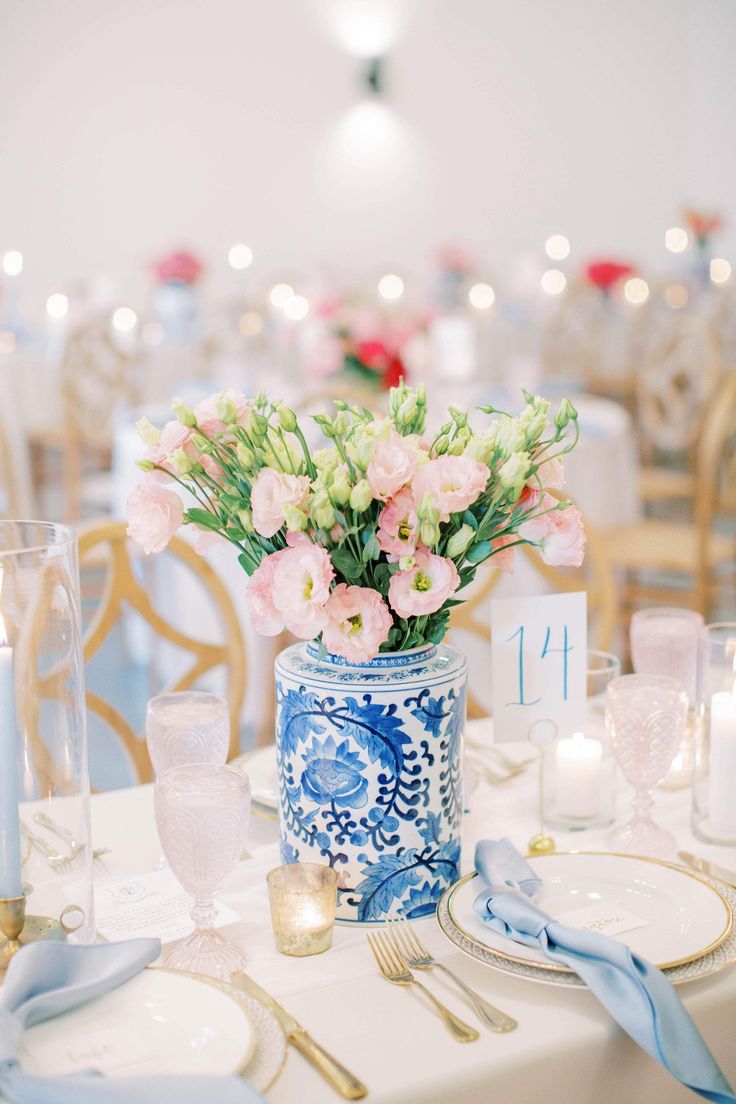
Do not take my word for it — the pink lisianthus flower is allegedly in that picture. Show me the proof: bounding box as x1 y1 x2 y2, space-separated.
247 548 289 635
367 432 420 501
322 584 393 661
412 455 488 521
126 481 183 554
377 489 419 558
272 542 335 638
191 528 223 555
535 457 565 491
519 494 586 567
388 549 460 618
251 469 311 538
195 390 252 437
490 533 517 574
144 419 196 479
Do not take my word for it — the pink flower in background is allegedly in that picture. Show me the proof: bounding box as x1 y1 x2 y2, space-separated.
388 549 460 618
191 528 223 555
195 390 251 436
536 457 565 491
490 534 517 574
247 549 288 635
519 494 585 567
145 419 194 472
322 584 393 661
153 249 203 285
377 489 419 558
126 481 184 555
367 432 420 500
251 470 310 538
272 543 335 638
413 455 488 521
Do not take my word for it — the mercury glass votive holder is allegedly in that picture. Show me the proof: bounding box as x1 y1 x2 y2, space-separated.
267 863 338 957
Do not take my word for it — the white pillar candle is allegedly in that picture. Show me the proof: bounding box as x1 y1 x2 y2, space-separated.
0 628 21 898
555 731 603 819
709 691 736 837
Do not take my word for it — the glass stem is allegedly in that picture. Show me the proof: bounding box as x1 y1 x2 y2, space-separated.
191 897 216 931
632 788 653 822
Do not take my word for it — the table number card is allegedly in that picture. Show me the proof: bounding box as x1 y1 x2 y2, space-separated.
490 591 587 743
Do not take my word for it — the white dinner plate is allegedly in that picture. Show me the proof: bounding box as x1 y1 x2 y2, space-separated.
20 968 255 1079
445 852 732 973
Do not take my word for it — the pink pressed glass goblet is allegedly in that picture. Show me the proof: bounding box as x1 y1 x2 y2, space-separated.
145 691 230 776
154 763 251 980
606 674 687 857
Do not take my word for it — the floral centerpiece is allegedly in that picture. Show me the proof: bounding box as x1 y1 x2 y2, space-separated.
151 248 204 343
585 260 635 296
127 383 584 920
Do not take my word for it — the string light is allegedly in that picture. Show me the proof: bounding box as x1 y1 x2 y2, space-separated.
624 277 649 304
0 331 15 354
239 311 263 336
2 251 22 276
283 294 310 321
378 273 404 300
544 234 570 260
468 282 495 309
112 306 137 332
228 243 253 270
45 293 68 319
665 227 688 253
541 269 567 295
270 283 294 309
710 258 732 285
664 284 688 309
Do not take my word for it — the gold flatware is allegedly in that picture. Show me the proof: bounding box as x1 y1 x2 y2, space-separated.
678 850 736 889
367 930 479 1043
20 822 73 872
232 971 367 1100
386 917 517 1032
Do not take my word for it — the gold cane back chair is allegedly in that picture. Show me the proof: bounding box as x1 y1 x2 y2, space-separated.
78 520 247 783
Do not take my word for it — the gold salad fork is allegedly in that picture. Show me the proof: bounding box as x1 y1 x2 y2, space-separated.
367 930 479 1042
387 918 517 1032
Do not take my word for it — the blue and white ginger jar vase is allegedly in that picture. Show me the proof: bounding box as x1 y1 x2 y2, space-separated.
275 642 466 923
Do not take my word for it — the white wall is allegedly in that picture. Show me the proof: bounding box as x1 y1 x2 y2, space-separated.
1 0 735 308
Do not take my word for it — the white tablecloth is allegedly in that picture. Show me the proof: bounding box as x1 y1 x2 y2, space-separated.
82 731 736 1104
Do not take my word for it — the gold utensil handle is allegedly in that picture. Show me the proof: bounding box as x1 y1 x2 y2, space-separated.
409 979 479 1042
291 1028 368 1099
435 963 517 1032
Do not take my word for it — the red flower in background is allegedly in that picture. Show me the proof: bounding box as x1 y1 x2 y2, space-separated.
684 209 723 246
153 250 204 285
585 261 635 292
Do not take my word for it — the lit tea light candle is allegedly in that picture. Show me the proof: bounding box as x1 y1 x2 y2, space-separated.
267 863 338 956
709 691 736 837
555 731 602 819
0 596 21 899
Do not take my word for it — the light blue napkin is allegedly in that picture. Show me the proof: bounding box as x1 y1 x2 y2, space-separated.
0 938 264 1103
473 838 735 1103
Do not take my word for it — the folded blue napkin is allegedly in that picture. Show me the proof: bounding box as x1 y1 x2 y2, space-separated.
473 839 735 1103
0 938 264 1103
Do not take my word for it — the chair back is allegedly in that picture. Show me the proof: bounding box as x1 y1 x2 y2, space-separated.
0 384 35 516
61 318 140 449
78 520 247 784
692 370 736 604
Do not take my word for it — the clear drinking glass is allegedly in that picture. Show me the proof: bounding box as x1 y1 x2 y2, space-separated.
693 622 736 844
145 691 230 776
154 763 251 980
606 674 687 857
630 607 704 789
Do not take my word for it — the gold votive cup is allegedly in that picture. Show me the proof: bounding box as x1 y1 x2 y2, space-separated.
267 863 338 957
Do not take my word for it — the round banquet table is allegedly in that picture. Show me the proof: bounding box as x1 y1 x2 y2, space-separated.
80 723 736 1104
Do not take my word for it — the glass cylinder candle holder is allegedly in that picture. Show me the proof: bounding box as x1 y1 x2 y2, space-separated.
693 622 736 844
267 863 338 956
544 650 619 830
0 522 94 951
630 607 703 789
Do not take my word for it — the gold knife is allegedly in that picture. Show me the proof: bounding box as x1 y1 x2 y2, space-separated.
678 850 736 889
232 971 368 1100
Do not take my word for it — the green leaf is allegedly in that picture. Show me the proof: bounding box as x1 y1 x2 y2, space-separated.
465 540 492 564
373 562 393 594
237 551 256 577
186 508 221 532
331 545 363 580
362 534 381 562
463 511 479 530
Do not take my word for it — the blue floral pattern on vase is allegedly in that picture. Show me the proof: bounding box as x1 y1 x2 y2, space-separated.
275 643 466 923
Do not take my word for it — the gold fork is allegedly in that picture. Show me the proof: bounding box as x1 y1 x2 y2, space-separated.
367 930 479 1043
387 917 518 1032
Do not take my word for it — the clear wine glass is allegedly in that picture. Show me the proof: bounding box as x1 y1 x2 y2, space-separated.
606 674 687 857
154 763 251 980
145 691 230 776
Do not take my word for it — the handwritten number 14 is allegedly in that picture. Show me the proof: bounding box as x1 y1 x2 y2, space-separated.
506 624 572 705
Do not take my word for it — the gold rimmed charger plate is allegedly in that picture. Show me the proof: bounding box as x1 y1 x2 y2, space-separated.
441 851 733 976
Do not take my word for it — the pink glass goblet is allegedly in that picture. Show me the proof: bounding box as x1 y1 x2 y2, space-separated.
145 691 230 776
606 674 687 857
154 763 251 980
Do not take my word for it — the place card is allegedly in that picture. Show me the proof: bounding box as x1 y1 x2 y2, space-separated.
65 867 240 944
490 591 587 743
554 900 649 939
